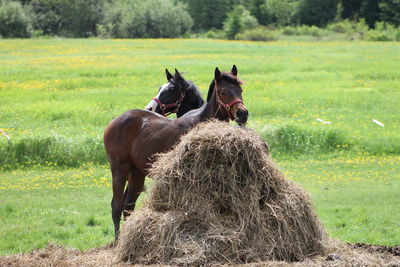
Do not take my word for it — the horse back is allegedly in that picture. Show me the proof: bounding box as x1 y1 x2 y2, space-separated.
104 109 181 174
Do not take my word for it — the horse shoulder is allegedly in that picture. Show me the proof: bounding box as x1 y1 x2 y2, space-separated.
130 117 180 172
105 110 156 161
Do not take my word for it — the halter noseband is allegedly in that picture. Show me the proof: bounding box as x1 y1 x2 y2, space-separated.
215 81 243 120
152 91 185 116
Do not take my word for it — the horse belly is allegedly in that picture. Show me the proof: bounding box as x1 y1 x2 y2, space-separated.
131 126 180 174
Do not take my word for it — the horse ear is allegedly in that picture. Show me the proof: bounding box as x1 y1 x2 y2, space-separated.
231 65 238 76
165 69 173 81
174 68 184 81
215 67 222 81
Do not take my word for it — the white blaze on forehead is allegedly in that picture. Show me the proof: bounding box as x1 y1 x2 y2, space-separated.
159 82 170 94
144 82 170 111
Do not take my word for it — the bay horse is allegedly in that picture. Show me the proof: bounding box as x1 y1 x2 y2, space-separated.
104 66 248 239
145 69 204 117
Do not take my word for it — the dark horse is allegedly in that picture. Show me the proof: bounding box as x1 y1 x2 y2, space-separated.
104 66 248 238
145 69 204 117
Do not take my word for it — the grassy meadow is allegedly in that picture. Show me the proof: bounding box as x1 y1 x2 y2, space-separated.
0 38 399 254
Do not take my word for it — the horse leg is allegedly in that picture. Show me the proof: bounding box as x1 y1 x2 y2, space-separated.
123 166 145 220
110 163 130 240
122 177 133 219
122 183 133 220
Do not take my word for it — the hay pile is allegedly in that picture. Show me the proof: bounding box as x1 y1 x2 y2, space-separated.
0 243 117 267
116 120 326 266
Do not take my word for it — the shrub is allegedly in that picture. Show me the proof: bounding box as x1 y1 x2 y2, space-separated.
364 30 392 41
0 136 106 170
328 19 354 34
327 19 369 40
280 25 325 37
281 26 299 36
261 124 350 155
353 19 369 35
297 25 324 37
235 26 278 41
0 0 32 37
364 21 400 41
203 29 225 39
375 21 400 40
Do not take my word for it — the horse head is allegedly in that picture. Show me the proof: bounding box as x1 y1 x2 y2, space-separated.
210 65 248 126
145 69 190 116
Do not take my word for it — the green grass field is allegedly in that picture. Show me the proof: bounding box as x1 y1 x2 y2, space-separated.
0 39 399 255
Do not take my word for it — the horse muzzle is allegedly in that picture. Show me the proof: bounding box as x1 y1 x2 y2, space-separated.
145 100 158 112
234 106 248 126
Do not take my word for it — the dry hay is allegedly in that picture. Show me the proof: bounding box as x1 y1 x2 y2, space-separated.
115 121 327 266
0 243 117 267
1 242 398 267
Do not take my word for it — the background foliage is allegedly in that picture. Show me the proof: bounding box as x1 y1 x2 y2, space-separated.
0 0 399 39
0 0 31 37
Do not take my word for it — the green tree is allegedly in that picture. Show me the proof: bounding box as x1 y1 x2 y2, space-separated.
223 4 242 39
379 0 400 26
339 0 362 19
97 0 125 38
223 5 258 39
359 0 380 27
245 0 270 25
57 0 105 37
141 0 193 38
0 0 32 37
267 0 294 26
28 0 105 37
29 0 62 35
296 0 339 27
103 0 193 38
182 0 231 30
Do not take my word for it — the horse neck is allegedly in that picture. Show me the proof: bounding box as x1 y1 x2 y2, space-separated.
175 89 225 132
200 86 228 122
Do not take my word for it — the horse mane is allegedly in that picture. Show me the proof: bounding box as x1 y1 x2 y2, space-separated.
186 80 204 105
206 72 243 102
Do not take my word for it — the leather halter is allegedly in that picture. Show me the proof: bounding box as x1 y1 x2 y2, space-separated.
215 81 243 120
152 91 185 116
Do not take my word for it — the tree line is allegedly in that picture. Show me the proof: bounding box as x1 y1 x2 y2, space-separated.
0 0 399 38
